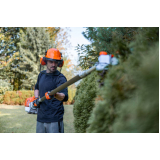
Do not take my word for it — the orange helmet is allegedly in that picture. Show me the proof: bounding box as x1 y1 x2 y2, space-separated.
46 48 62 60
40 48 64 67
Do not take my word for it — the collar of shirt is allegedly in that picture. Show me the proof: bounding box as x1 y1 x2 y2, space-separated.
45 70 60 76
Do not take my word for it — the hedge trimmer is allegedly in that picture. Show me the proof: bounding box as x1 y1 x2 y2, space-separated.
25 52 119 113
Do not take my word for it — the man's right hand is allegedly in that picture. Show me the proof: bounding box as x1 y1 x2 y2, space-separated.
33 97 40 108
45 91 54 100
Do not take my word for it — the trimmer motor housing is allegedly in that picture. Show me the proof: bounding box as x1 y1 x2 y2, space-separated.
25 102 38 114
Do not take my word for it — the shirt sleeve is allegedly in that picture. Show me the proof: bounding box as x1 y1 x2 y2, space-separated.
56 75 68 102
34 73 40 90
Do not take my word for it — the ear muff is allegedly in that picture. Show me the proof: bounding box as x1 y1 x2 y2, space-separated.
40 57 46 65
40 57 64 67
40 51 48 65
58 52 64 67
58 60 64 67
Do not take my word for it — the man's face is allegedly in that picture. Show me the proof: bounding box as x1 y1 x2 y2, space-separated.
46 60 58 73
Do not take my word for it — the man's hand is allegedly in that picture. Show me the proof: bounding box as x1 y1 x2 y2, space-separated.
54 92 65 101
45 91 54 100
33 97 40 108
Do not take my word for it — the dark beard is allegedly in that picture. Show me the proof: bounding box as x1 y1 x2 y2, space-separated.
47 66 57 73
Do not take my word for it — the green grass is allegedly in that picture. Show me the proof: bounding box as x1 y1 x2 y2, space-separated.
0 104 74 133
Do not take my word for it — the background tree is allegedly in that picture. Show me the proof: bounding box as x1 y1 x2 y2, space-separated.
46 27 60 42
61 54 77 104
0 27 77 105
76 27 139 69
0 27 26 90
0 27 74 90
46 27 71 53
11 27 51 90
0 79 13 103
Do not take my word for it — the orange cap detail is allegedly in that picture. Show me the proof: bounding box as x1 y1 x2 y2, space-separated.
45 48 61 60
99 51 108 56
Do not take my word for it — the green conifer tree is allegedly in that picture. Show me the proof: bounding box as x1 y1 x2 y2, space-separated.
0 27 73 92
12 27 51 89
86 27 159 133
76 27 138 69
112 44 159 132
0 27 26 90
73 71 98 132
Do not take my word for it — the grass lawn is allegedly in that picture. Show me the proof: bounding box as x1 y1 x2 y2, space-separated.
0 104 74 133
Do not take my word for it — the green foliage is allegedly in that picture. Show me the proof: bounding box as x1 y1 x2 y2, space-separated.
0 27 25 57
76 27 139 69
61 55 77 105
0 79 13 103
12 27 51 89
113 44 159 132
0 27 72 91
0 27 26 91
87 27 159 133
87 64 136 132
64 87 76 104
73 71 98 132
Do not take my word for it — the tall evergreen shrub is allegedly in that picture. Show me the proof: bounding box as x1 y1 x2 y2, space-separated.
87 27 159 133
73 71 98 132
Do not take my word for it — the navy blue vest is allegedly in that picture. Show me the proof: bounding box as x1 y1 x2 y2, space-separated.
35 70 68 123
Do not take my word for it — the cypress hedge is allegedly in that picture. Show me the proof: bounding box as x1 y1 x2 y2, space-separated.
87 27 159 133
113 44 159 132
73 71 98 133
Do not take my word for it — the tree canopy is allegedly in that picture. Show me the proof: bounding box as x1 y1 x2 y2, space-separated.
0 27 73 91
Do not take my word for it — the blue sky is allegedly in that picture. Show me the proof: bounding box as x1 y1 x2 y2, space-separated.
68 27 91 65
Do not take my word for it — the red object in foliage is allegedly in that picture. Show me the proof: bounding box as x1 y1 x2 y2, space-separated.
25 96 35 107
99 51 108 56
111 54 114 58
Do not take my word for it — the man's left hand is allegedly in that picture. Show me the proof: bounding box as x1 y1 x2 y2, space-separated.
33 97 40 108
54 92 65 101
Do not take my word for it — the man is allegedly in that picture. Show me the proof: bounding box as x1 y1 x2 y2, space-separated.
34 48 68 133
